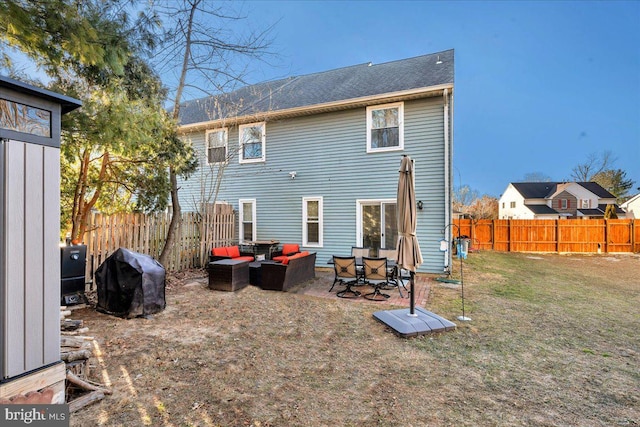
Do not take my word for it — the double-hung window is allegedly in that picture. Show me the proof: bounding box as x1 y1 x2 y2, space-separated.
239 199 256 243
303 197 323 247
239 122 265 163
366 102 404 152
206 128 227 164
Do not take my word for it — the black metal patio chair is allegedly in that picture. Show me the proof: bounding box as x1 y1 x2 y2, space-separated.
331 256 361 298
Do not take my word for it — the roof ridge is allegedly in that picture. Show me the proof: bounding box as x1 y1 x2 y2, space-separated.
369 49 454 67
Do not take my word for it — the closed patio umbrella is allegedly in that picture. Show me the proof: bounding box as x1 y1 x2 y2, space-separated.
396 155 423 315
372 155 456 337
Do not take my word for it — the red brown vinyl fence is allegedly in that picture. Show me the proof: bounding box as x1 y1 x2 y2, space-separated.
454 219 640 253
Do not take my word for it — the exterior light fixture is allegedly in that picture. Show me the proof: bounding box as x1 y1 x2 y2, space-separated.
417 200 423 210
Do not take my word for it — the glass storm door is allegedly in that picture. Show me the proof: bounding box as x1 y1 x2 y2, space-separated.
361 202 397 255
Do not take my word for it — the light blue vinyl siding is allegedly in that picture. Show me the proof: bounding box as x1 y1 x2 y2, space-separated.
178 96 449 272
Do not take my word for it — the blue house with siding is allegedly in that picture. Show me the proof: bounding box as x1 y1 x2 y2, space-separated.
176 50 454 273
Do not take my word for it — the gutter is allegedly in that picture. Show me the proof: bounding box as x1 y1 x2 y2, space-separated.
443 88 451 269
177 83 454 134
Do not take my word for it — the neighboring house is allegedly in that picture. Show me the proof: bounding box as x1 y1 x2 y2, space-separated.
621 194 640 219
499 182 626 219
176 50 454 273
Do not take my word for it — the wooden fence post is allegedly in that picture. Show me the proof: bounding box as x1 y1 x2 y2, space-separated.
491 220 495 251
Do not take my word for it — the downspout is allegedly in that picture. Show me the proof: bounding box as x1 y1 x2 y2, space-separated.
443 88 451 270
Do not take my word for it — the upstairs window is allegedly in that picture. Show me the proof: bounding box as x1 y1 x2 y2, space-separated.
510 201 516 208
366 102 404 152
239 122 265 163
561 199 568 209
206 128 227 164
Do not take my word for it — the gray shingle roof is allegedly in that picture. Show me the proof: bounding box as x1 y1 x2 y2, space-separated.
511 182 558 199
525 204 559 215
579 182 616 199
178 49 454 126
511 182 616 199
578 208 605 216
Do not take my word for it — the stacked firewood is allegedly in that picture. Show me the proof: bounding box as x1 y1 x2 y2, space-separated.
60 306 111 412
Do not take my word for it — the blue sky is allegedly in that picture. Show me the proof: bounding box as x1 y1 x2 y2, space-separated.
236 0 640 197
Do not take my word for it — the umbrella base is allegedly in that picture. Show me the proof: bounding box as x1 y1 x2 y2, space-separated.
373 307 456 338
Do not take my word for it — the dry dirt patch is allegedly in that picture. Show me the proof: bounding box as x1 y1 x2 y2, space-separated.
71 253 639 427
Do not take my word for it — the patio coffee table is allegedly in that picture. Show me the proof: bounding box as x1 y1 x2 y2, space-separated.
208 259 250 291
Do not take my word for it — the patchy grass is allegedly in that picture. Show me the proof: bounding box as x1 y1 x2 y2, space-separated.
71 252 639 427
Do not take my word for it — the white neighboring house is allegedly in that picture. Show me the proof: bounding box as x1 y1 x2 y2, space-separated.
498 182 626 219
621 194 640 219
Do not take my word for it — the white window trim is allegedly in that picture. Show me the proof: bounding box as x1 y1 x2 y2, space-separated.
302 196 323 247
239 122 266 164
239 198 256 243
366 102 404 153
355 198 396 247
205 128 228 165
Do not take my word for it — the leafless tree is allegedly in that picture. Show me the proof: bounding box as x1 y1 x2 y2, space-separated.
152 0 274 266
570 150 615 182
467 195 499 219
453 185 479 213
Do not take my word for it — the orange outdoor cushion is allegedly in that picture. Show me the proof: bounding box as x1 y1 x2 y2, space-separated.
227 245 241 258
272 255 287 263
282 243 299 255
282 257 290 265
212 247 228 256
236 256 254 262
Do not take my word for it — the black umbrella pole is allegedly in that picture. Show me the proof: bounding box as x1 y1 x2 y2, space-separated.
410 271 415 315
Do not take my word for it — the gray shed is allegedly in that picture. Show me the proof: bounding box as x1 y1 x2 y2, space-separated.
0 76 81 403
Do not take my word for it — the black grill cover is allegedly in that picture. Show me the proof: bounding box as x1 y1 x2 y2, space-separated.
95 248 166 318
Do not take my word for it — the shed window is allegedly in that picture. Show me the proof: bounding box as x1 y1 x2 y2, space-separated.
561 199 568 209
366 102 404 152
0 98 51 137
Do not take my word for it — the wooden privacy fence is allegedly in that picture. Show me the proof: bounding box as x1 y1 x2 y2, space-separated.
454 219 640 253
82 204 236 277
